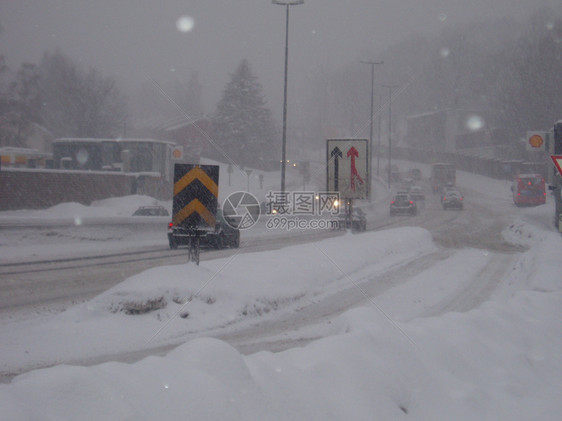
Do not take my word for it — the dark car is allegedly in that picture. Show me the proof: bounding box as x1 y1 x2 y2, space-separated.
133 205 169 216
442 189 464 210
409 186 425 201
390 193 417 216
408 168 422 180
440 183 456 200
168 209 240 250
385 164 401 183
399 178 415 192
336 207 367 232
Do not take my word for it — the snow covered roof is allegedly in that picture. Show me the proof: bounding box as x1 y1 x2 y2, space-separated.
53 138 175 146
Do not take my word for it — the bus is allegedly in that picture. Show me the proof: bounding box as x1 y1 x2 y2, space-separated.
512 174 546 206
430 163 456 193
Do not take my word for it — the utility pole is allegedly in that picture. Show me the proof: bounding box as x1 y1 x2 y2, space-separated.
383 85 398 189
272 0 304 195
554 121 562 232
360 60 383 201
377 93 383 176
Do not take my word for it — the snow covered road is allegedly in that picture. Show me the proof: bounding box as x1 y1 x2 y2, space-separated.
0 168 536 377
1 167 561 419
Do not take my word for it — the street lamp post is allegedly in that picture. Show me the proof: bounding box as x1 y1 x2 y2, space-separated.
360 60 383 201
272 0 304 195
383 85 398 189
377 93 383 176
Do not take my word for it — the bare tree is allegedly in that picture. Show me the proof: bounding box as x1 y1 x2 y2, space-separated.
496 10 562 137
0 22 16 147
38 49 128 138
6 63 42 146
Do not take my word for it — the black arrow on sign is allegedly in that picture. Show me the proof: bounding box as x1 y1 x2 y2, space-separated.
331 147 343 191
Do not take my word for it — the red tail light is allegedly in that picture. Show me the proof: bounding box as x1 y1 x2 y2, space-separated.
168 222 174 228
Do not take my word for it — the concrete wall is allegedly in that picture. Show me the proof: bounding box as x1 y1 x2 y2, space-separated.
0 169 171 211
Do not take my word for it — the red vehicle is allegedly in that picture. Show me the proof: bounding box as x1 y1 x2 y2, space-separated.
512 174 546 206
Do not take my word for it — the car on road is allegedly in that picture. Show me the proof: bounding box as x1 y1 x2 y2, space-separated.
440 183 456 199
409 186 425 201
400 178 415 190
390 193 417 216
385 164 401 183
132 205 169 216
335 207 367 232
442 189 464 210
408 168 422 180
168 209 240 250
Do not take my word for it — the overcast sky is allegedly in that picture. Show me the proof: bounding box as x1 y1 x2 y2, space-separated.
0 0 551 116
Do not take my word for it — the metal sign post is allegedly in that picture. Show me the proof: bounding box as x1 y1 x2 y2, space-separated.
550 155 562 232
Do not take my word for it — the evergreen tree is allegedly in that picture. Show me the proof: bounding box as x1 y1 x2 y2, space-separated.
213 59 277 168
169 71 204 119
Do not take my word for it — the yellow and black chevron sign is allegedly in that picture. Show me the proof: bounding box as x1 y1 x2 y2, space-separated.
172 164 219 229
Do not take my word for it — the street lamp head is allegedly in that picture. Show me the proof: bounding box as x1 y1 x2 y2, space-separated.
272 0 304 5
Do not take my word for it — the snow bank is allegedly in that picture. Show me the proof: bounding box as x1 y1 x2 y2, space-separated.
2 287 560 420
0 195 170 221
1 215 561 420
0 228 435 371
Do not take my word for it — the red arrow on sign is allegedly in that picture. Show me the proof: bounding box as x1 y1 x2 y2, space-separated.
551 155 562 177
347 146 364 192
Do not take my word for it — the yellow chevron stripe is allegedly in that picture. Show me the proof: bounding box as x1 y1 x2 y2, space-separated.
174 166 218 197
172 198 216 227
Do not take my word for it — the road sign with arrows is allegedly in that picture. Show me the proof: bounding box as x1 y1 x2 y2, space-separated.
326 139 369 199
172 164 219 230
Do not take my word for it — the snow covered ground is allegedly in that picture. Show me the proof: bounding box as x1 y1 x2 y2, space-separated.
0 158 327 263
0 165 561 420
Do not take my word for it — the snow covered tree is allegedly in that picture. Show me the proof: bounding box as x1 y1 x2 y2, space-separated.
213 59 277 168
